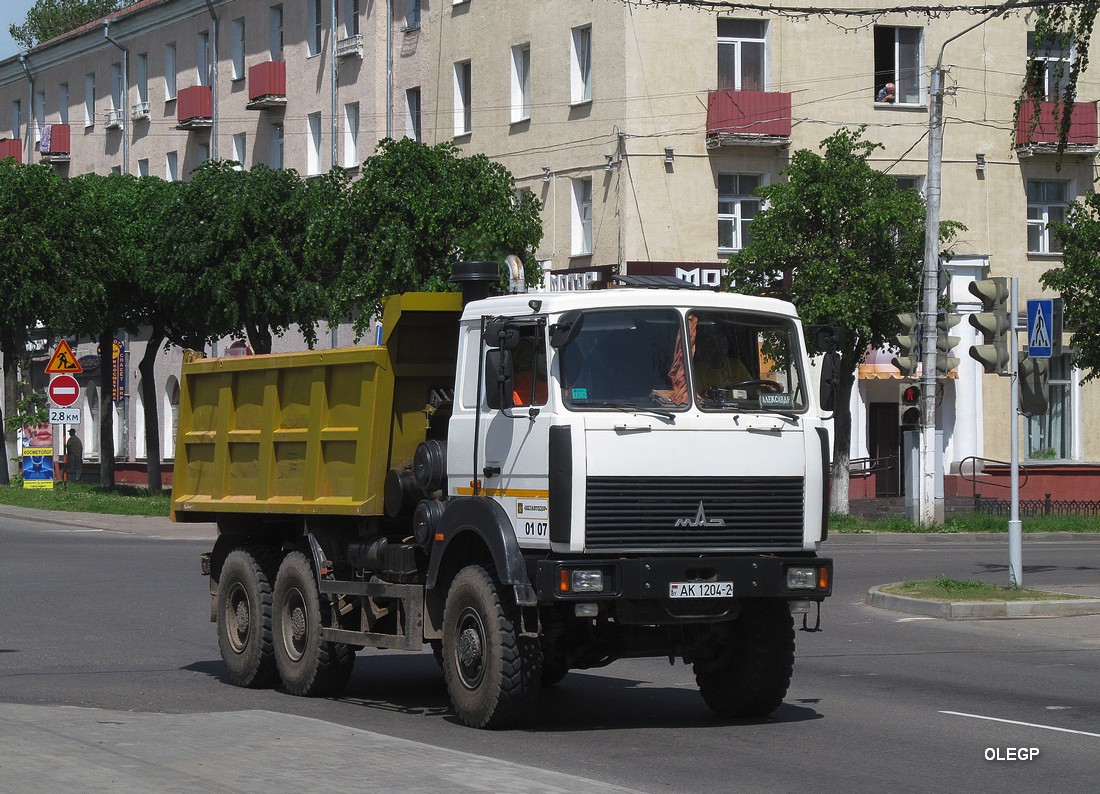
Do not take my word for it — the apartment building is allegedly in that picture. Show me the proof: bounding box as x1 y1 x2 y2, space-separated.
0 0 1096 499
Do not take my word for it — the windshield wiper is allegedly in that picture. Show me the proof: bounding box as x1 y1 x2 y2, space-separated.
588 401 676 420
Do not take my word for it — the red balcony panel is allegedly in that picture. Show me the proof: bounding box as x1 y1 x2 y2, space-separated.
39 123 70 155
177 85 213 123
0 139 21 163
707 90 792 138
249 60 286 101
1016 100 1098 147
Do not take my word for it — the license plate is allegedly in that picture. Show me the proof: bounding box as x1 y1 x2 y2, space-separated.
669 581 733 598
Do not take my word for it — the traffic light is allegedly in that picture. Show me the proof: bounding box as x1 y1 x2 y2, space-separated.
936 312 961 377
892 312 921 377
968 277 1011 374
1018 355 1050 416
899 383 921 426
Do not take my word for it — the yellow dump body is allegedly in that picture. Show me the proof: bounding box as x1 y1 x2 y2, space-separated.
171 292 463 522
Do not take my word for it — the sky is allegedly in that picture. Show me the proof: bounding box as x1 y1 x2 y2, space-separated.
1 1 42 62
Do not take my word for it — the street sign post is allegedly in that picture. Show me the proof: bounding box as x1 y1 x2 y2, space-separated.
48 374 81 408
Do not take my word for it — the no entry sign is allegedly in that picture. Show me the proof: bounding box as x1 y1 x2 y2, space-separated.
48 374 81 408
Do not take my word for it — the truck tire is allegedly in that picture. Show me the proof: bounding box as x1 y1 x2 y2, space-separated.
272 551 355 698
694 599 795 719
441 565 540 728
216 547 280 688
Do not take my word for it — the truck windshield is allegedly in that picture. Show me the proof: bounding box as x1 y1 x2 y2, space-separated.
687 309 806 412
558 307 806 414
559 309 689 411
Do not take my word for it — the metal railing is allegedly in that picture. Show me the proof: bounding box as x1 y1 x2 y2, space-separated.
845 455 896 478
958 455 1029 495
336 34 363 59
103 108 124 129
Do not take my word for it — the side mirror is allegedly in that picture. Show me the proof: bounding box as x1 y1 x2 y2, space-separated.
811 325 845 354
549 310 584 349
484 349 515 410
483 320 520 350
819 351 840 412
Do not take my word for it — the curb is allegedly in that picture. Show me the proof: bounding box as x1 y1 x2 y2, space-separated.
867 583 1100 619
832 531 1100 544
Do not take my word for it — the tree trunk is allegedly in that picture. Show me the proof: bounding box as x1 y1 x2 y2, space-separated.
1 334 20 485
245 324 273 356
828 365 857 516
98 328 116 489
139 329 164 494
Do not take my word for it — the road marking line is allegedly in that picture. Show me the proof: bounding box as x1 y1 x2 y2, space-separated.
895 617 936 622
941 710 1100 738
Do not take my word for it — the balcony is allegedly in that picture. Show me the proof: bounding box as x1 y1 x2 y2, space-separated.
176 85 213 129
131 101 150 122
0 138 21 163
104 108 124 130
336 34 363 59
37 124 70 163
706 90 792 148
246 61 287 110
1016 100 1098 156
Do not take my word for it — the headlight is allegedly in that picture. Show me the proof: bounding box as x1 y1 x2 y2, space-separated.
571 569 604 592
786 566 818 590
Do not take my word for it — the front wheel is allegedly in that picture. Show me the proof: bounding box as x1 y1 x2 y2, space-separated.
215 547 280 688
272 551 355 697
694 599 795 718
441 565 540 728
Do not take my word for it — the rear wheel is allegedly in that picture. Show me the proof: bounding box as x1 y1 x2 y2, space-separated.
441 565 540 728
215 547 280 688
272 551 355 697
694 599 794 718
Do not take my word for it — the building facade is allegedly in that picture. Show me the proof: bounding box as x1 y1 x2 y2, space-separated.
1 0 1097 498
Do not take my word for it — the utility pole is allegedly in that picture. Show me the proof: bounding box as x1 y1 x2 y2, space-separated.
919 1 1020 527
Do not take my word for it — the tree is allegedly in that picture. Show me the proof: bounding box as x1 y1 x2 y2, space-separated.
334 138 544 337
9 0 125 49
1042 194 1100 382
727 127 963 515
0 160 65 484
159 161 332 354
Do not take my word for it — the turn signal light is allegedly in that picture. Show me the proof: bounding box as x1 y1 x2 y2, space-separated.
819 567 830 590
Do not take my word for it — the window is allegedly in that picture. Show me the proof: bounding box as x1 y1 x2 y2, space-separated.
344 0 360 36
1027 180 1068 254
84 73 95 127
58 83 69 125
166 150 178 181
307 112 322 175
232 132 247 169
110 63 122 111
165 44 177 100
570 25 592 104
454 61 472 136
10 99 20 140
511 43 531 123
197 31 211 86
717 19 766 91
406 87 421 141
405 0 421 30
308 0 322 57
873 26 922 105
1027 30 1073 101
718 174 761 252
138 158 149 177
231 18 246 80
270 122 284 169
1026 354 1074 459
269 5 283 60
894 175 923 193
343 102 359 167
136 53 149 104
198 141 210 162
571 177 593 256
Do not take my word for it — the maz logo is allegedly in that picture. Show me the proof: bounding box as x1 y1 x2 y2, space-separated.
674 502 727 527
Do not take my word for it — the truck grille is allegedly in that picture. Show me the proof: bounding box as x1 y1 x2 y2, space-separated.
585 476 805 550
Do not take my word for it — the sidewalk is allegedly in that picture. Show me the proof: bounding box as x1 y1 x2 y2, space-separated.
0 504 216 542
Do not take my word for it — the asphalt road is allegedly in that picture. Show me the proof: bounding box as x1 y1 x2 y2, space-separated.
1 508 1099 793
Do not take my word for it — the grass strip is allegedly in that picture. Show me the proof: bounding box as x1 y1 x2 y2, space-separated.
0 483 170 517
880 575 1083 601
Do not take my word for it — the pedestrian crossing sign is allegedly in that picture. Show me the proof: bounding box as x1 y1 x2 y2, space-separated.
1026 299 1054 359
45 340 83 374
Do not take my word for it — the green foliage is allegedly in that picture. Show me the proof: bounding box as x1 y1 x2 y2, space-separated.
9 0 124 49
1043 193 1100 382
3 384 47 435
0 482 171 517
336 138 543 336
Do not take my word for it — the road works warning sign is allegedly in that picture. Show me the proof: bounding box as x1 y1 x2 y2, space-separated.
44 340 83 374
